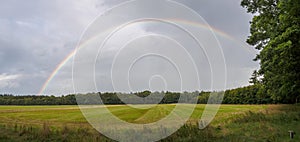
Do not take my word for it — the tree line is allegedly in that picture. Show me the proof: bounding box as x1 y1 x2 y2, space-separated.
0 84 281 105
0 94 77 105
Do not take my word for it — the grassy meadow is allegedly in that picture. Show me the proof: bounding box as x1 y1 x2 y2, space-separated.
0 104 299 141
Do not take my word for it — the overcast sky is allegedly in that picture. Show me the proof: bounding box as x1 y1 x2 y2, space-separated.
0 0 258 95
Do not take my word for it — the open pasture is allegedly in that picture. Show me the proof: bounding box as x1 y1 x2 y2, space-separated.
0 104 299 141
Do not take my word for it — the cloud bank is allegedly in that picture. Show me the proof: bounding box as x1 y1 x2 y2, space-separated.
0 0 258 95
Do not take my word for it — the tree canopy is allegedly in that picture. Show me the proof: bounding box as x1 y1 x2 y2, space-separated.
241 0 300 103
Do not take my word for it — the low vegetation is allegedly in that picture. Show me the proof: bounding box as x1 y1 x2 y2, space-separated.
0 104 299 141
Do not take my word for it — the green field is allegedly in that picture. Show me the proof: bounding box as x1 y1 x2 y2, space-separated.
0 104 299 141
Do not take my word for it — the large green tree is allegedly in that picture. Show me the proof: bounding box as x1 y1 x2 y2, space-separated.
241 0 300 103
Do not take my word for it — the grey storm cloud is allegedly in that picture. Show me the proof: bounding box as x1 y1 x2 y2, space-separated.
0 0 259 95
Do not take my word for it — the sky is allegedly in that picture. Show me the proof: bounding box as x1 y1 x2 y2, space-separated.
0 0 259 95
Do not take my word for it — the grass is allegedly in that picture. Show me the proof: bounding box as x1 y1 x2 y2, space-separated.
0 104 299 141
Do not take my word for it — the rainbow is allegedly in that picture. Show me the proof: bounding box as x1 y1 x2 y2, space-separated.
38 18 251 95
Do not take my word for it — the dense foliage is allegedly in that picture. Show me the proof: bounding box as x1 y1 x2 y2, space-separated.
0 86 276 105
241 0 300 103
0 94 77 105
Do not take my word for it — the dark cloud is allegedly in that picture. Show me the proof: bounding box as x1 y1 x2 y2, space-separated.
178 0 253 41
